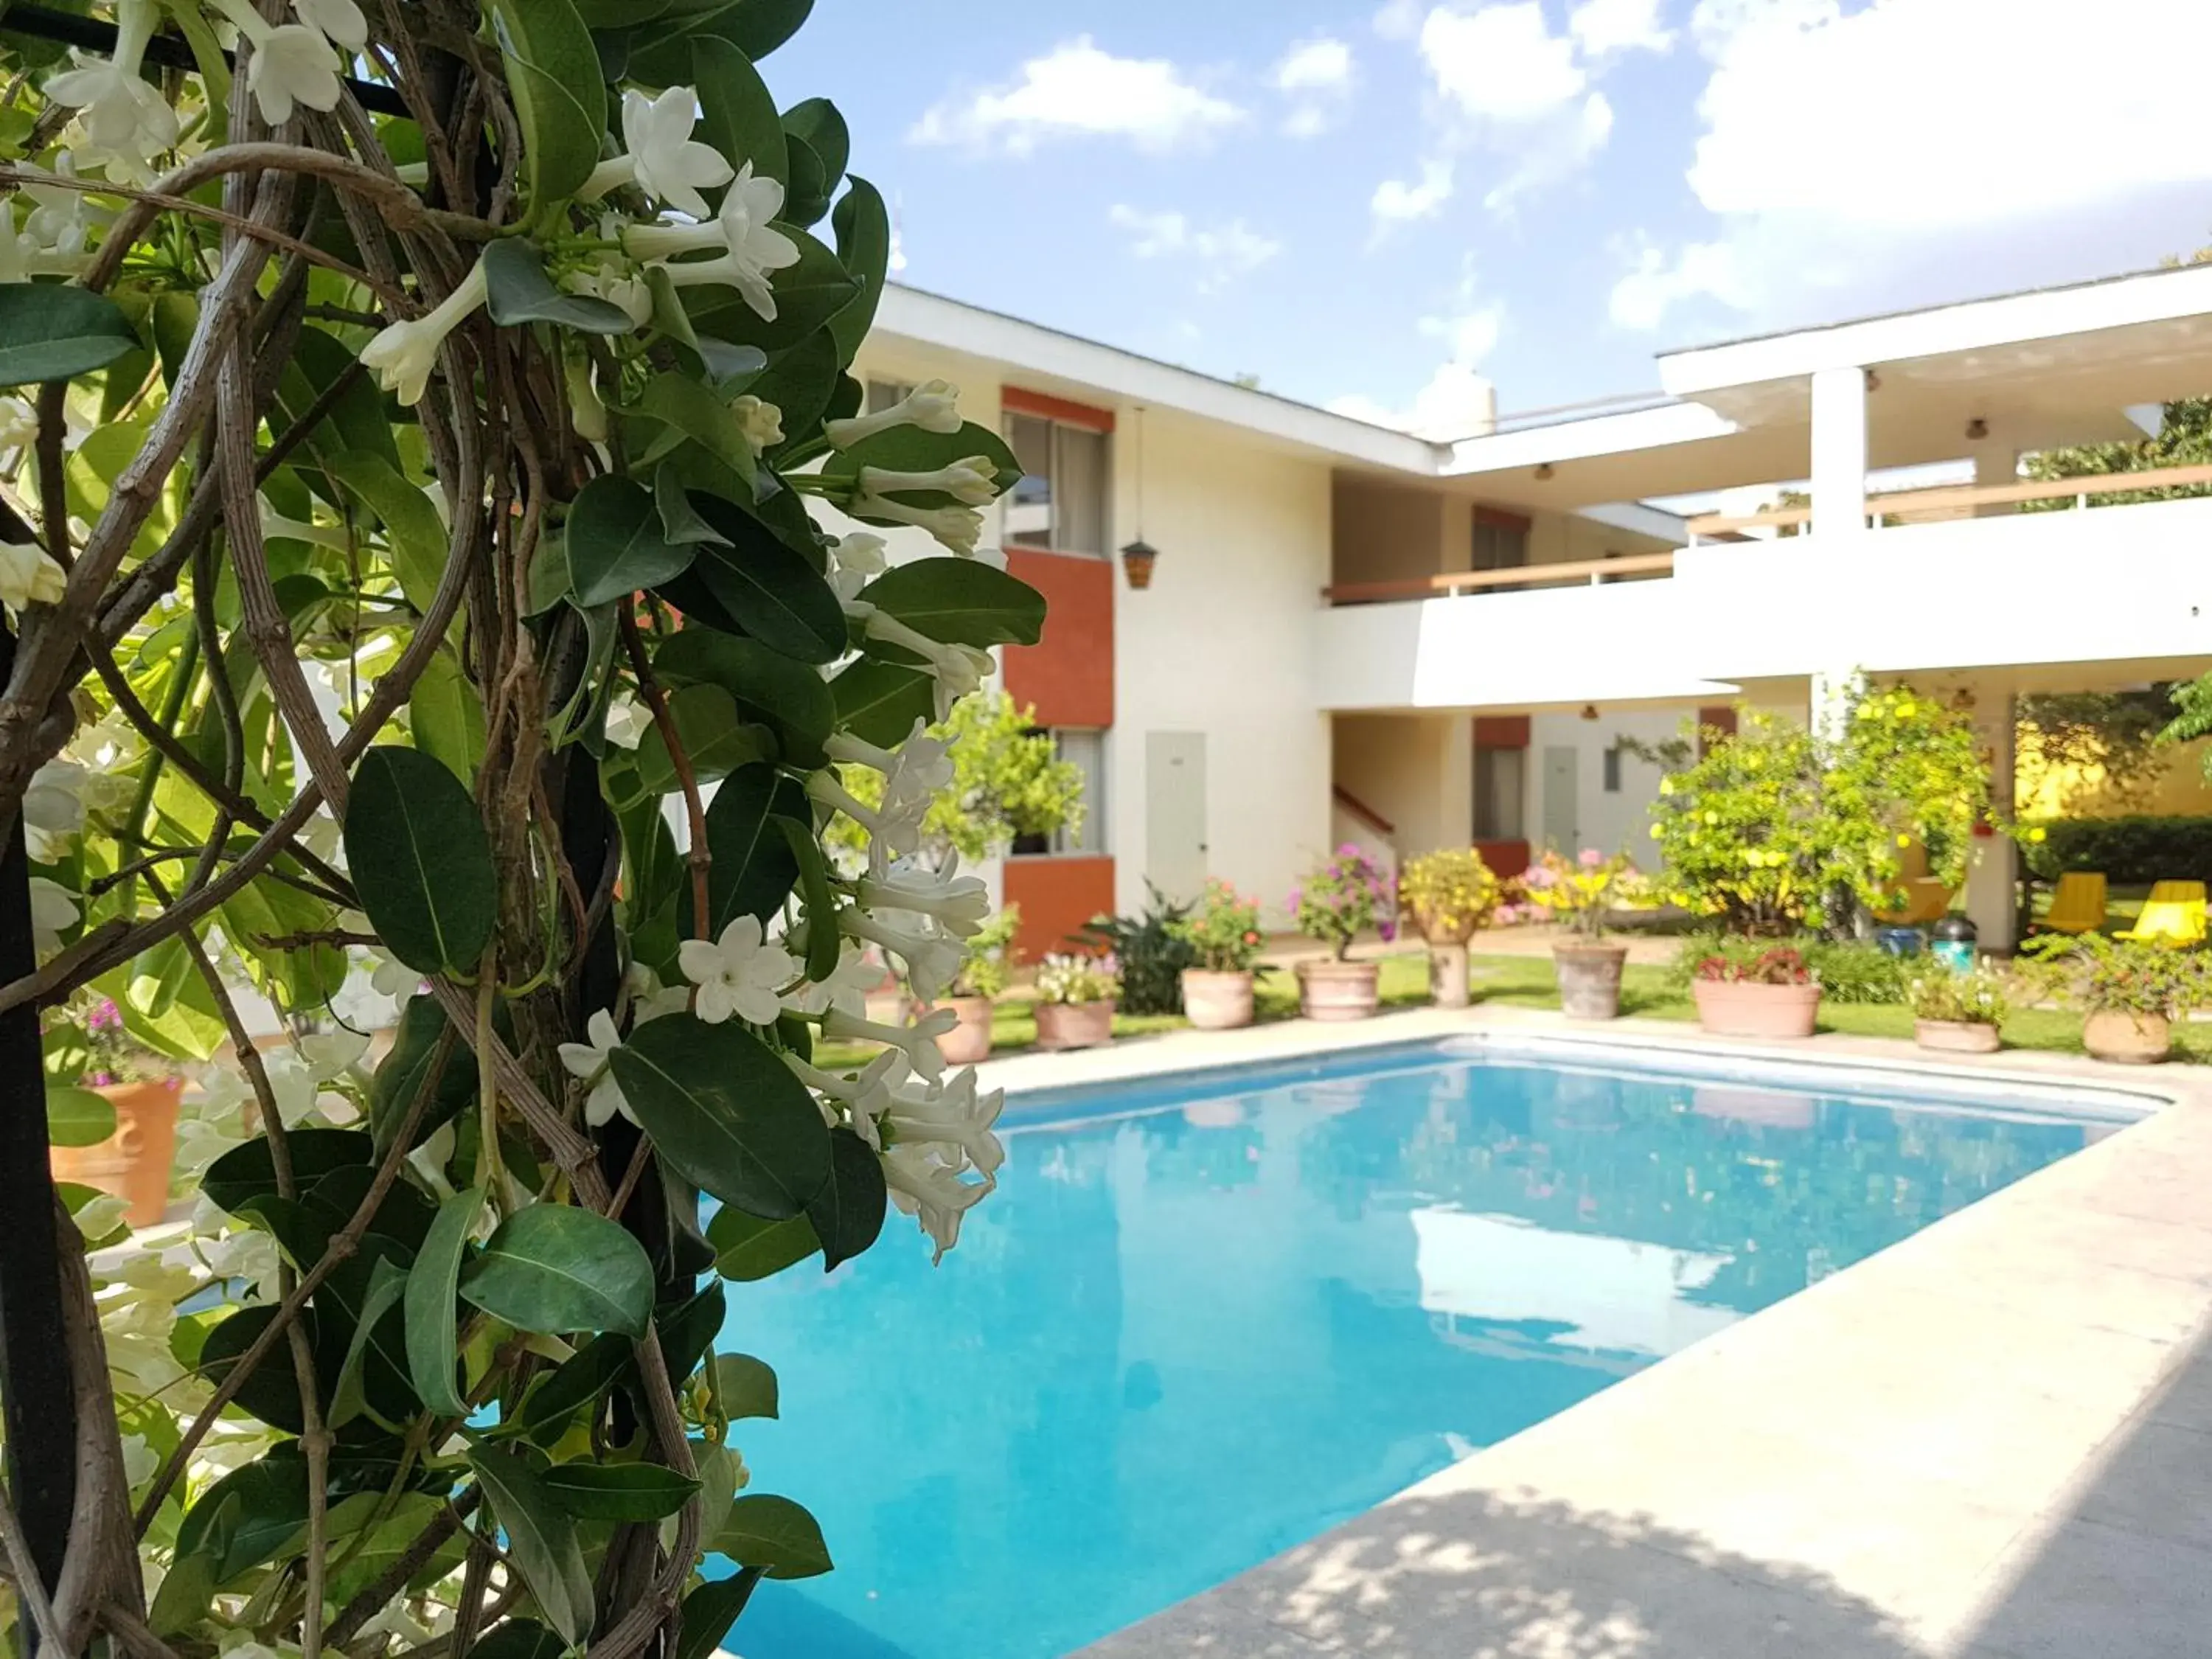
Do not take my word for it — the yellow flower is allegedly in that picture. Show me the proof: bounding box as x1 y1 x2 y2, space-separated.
1895 832 1912 848
2028 827 2048 844
1650 824 1665 838
1897 700 1916 718
1703 811 1719 826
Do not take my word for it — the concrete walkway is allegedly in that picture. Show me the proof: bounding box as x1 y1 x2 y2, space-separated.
1020 1006 2212 1659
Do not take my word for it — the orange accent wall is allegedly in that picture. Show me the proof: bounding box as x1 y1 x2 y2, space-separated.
1005 857 1117 959
1001 385 1116 431
1474 715 1531 749
1476 838 1532 879
1002 549 1115 729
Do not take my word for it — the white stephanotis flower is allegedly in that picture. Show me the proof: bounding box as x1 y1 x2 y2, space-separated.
17 154 108 262
855 856 991 941
293 0 368 52
207 0 342 125
824 380 962 450
827 532 887 602
838 905 965 1004
0 397 35 453
585 86 736 219
855 457 999 509
827 719 954 822
852 609 993 720
885 1066 1006 1179
882 1141 992 1263
630 163 800 321
603 694 652 750
27 877 77 955
818 1004 956 1087
369 953 420 999
778 945 885 1018
22 759 91 860
625 962 692 1024
361 257 490 406
787 1047 908 1134
731 394 784 454
678 915 801 1026
557 1009 634 1127
805 765 930 867
44 0 178 184
849 495 984 557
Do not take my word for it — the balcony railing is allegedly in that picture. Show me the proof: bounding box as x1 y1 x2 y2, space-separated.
1321 552 1677 605
1685 462 2212 542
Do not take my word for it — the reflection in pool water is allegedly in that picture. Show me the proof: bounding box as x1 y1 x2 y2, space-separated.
722 1046 2104 1659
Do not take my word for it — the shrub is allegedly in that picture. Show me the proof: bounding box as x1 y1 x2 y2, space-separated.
1293 846 1397 960
951 906 1022 1001
1521 848 1635 939
1169 879 1266 973
1669 935 1909 1002
1034 953 1124 1006
1909 967 2011 1025
1691 943 1813 984
1080 884 1197 1013
2019 815 2212 885
2019 933 2212 1018
1399 848 1503 942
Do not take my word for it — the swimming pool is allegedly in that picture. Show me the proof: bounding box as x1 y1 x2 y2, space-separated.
720 1037 2140 1659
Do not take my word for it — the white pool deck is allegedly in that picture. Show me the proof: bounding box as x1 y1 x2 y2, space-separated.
991 1005 2212 1659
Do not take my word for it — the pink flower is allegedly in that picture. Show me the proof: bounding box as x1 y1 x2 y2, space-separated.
1578 848 1604 869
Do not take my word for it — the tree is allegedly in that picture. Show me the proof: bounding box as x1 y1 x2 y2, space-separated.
0 7 1041 1658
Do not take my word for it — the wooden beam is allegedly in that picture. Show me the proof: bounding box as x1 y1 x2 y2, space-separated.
1323 552 1676 605
1686 462 2212 537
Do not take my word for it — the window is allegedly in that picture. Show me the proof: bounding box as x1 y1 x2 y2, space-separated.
1473 746 1524 841
1470 515 1527 573
865 378 913 414
1004 411 1110 555
1010 728 1107 857
1602 745 1623 793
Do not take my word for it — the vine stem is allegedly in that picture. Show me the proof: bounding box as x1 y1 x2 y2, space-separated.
619 611 712 943
0 1482 68 1655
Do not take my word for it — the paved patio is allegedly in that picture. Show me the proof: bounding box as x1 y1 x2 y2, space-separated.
985 1005 2212 1659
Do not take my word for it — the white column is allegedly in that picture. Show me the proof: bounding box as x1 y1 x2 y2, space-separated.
1964 690 2018 952
1968 439 2018 518
1809 365 1868 541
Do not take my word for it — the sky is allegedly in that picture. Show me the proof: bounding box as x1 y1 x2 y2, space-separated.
766 0 2212 438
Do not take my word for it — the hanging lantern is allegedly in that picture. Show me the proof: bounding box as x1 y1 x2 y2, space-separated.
1121 538 1159 589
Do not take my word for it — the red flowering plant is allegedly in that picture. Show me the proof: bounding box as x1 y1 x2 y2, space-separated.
1693 944 1815 985
1171 879 1267 973
1293 846 1397 960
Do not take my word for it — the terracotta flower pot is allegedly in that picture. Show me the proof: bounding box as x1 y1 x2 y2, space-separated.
50 1077 183 1229
1916 1018 2001 1054
1180 969 1254 1031
1428 942 1471 1009
1035 999 1116 1051
2084 1009 2171 1065
1296 959 1380 1021
1692 979 1822 1040
930 997 995 1064
1553 944 1627 1021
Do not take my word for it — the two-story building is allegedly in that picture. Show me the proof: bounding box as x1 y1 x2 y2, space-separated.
832 263 2212 957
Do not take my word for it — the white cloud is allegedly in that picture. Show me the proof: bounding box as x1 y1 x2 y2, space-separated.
1420 2 1586 124
1371 158 1455 226
1617 0 2212 330
1568 0 1674 56
1331 362 1499 439
1272 35 1356 136
911 37 1243 156
1373 0 1425 41
1109 205 1283 294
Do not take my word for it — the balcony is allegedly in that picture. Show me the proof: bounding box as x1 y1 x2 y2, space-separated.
1315 472 2212 713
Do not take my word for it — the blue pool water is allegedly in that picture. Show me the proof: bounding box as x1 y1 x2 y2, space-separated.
720 1040 2129 1659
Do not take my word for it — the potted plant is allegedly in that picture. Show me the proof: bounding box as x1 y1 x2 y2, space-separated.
1399 848 1501 1009
1690 943 1824 1038
1910 966 2009 1054
44 994 184 1228
1523 849 1635 1020
1291 846 1397 1020
1033 953 1122 1050
928 906 1020 1064
1169 879 1266 1029
2021 933 2212 1064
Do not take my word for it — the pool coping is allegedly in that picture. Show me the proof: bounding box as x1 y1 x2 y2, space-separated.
1043 1004 2212 1659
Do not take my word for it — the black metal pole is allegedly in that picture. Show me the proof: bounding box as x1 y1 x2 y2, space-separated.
0 611 76 1657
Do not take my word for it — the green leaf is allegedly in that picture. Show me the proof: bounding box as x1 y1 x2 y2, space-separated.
630 372 759 492
692 35 787 187
406 1186 484 1418
566 474 698 608
471 1623 568 1659
482 239 636 334
371 995 477 1154
775 816 841 985
408 647 488 783
461 1204 656 1337
468 1447 597 1647
683 763 807 936
826 177 889 369
627 0 813 84
682 230 860 352
656 1279 728 1384
199 1304 317 1433
824 418 1022 502
203 1129 372 1217
806 1127 887 1271
714 1353 779 1421
736 327 840 455
540 1461 701 1522
607 1018 832 1220
687 495 844 663
714 1494 833 1579
673 1571 765 1659
46 1085 115 1148
779 131 829 229
830 655 938 747
517 1332 630 1439
783 98 849 192
271 326 403 486
856 559 1046 648
330 1256 411 1429
345 746 497 975
324 451 449 614
632 684 775 796
653 629 835 768
486 0 607 213
176 1453 313 1583
0 283 139 386
704 1207 818 1280
655 461 731 547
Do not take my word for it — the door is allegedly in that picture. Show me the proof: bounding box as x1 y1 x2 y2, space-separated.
1541 745 1579 852
1145 732 1208 904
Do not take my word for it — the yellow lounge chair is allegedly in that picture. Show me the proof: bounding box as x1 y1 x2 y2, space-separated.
2041 872 2108 936
1874 878 1953 925
2116 880 2208 946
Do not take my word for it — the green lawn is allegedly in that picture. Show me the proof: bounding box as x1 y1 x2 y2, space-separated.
818 945 2212 1067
